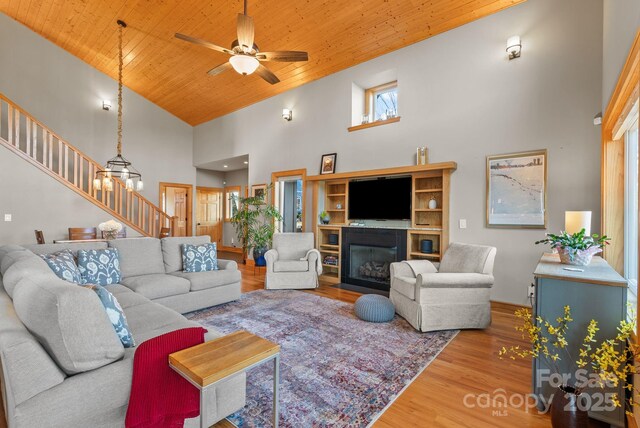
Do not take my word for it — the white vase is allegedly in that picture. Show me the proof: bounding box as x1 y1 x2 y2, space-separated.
428 198 437 209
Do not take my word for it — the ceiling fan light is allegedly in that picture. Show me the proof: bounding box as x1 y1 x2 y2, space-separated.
229 55 259 75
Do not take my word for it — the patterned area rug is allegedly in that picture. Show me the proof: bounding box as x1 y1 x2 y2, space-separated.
186 290 457 428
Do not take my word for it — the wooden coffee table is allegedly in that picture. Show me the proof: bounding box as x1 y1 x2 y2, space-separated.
169 330 281 428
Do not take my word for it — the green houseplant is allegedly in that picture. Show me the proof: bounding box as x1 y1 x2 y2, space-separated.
230 185 282 264
535 228 610 266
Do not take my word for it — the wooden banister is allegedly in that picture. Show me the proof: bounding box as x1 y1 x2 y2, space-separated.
0 93 172 237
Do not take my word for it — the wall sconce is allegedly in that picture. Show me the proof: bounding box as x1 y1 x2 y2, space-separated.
282 108 292 121
506 35 521 60
102 100 112 111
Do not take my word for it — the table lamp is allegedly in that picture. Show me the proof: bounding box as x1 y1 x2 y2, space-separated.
565 211 592 236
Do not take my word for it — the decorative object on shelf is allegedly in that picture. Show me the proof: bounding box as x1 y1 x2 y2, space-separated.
319 211 331 224
361 114 370 124
250 183 267 201
323 255 338 266
282 108 292 121
420 239 433 254
506 35 522 60
428 197 437 209
93 21 143 194
336 203 342 209
486 150 547 228
415 147 428 165
500 305 637 427
98 220 123 240
230 184 282 264
565 211 592 236
174 0 309 84
328 234 339 245
535 229 610 266
320 153 337 175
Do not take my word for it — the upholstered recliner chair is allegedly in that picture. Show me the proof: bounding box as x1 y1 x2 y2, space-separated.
264 233 322 289
390 242 497 332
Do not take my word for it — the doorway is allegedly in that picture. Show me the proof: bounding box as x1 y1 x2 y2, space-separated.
159 182 193 237
272 169 307 233
196 187 223 246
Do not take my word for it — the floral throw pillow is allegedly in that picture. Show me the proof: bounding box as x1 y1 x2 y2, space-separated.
181 243 218 273
77 248 121 286
40 250 83 284
82 284 135 348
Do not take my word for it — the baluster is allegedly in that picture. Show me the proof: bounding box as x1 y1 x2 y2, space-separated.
42 130 48 166
138 198 143 229
25 118 31 156
32 122 37 159
79 156 84 191
49 134 53 170
88 163 93 196
73 151 78 186
13 109 19 148
64 145 69 179
8 106 13 145
58 140 63 175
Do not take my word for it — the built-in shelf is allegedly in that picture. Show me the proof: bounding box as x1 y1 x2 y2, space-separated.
319 244 340 249
414 209 442 212
319 249 339 255
326 209 345 212
415 188 443 193
409 252 441 258
322 264 339 269
327 193 346 197
347 116 401 133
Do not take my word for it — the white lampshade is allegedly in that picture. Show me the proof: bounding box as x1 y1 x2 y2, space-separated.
229 55 259 75
565 211 592 235
125 178 134 191
93 177 102 191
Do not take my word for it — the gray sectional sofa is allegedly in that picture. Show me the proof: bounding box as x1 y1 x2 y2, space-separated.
0 236 244 428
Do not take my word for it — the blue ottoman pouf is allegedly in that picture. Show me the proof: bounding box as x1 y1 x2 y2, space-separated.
354 294 395 323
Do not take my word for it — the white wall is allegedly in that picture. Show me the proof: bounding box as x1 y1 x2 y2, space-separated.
193 0 604 305
603 0 640 110
0 13 195 244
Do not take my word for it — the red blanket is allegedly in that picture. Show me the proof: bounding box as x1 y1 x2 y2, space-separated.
125 327 206 428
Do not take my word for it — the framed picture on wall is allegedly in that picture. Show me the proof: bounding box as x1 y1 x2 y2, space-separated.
486 149 547 228
251 183 267 201
320 153 337 175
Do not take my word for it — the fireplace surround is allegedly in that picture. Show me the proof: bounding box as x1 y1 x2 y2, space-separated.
341 227 407 291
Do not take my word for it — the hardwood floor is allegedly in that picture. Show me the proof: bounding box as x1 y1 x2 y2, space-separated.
0 252 553 427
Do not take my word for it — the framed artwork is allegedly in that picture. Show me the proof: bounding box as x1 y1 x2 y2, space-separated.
251 183 267 200
486 149 547 228
320 153 337 175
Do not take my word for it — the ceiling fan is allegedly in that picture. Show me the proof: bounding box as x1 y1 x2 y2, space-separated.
175 0 308 84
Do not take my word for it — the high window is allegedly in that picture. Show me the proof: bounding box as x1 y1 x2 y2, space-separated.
224 186 241 221
624 110 639 321
365 81 398 122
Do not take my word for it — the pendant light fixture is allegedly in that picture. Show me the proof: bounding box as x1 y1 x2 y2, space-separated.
93 20 143 193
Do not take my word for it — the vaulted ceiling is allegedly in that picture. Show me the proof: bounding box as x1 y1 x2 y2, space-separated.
1 0 524 126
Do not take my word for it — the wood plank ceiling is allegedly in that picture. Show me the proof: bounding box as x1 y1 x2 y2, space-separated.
1 0 525 126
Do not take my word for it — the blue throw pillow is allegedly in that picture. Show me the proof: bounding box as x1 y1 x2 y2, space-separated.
82 284 135 348
182 243 218 273
40 250 83 284
77 248 121 285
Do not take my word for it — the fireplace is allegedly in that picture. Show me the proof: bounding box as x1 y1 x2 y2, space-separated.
341 227 407 291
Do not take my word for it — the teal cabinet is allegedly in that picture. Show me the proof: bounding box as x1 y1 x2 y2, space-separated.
533 254 627 427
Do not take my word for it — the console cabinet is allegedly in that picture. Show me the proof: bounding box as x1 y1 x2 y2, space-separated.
532 254 627 427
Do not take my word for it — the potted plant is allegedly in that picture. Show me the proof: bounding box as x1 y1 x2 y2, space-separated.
319 210 330 224
500 306 634 427
230 185 282 265
535 228 610 266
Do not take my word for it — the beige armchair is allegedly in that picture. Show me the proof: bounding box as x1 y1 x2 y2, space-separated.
390 242 497 332
264 233 322 289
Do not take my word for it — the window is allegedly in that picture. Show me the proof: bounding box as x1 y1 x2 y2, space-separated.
365 81 397 122
623 108 639 323
224 186 241 221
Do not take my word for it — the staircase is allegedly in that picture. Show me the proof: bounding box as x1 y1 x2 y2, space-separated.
0 93 173 237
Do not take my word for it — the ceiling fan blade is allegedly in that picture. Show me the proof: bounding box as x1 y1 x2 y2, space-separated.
255 64 280 85
207 62 233 76
236 14 255 53
256 51 309 62
175 33 233 55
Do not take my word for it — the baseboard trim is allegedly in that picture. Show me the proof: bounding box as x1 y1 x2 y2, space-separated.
219 246 242 254
490 300 529 312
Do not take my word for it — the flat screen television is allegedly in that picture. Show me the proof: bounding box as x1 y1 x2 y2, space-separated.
348 176 412 220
